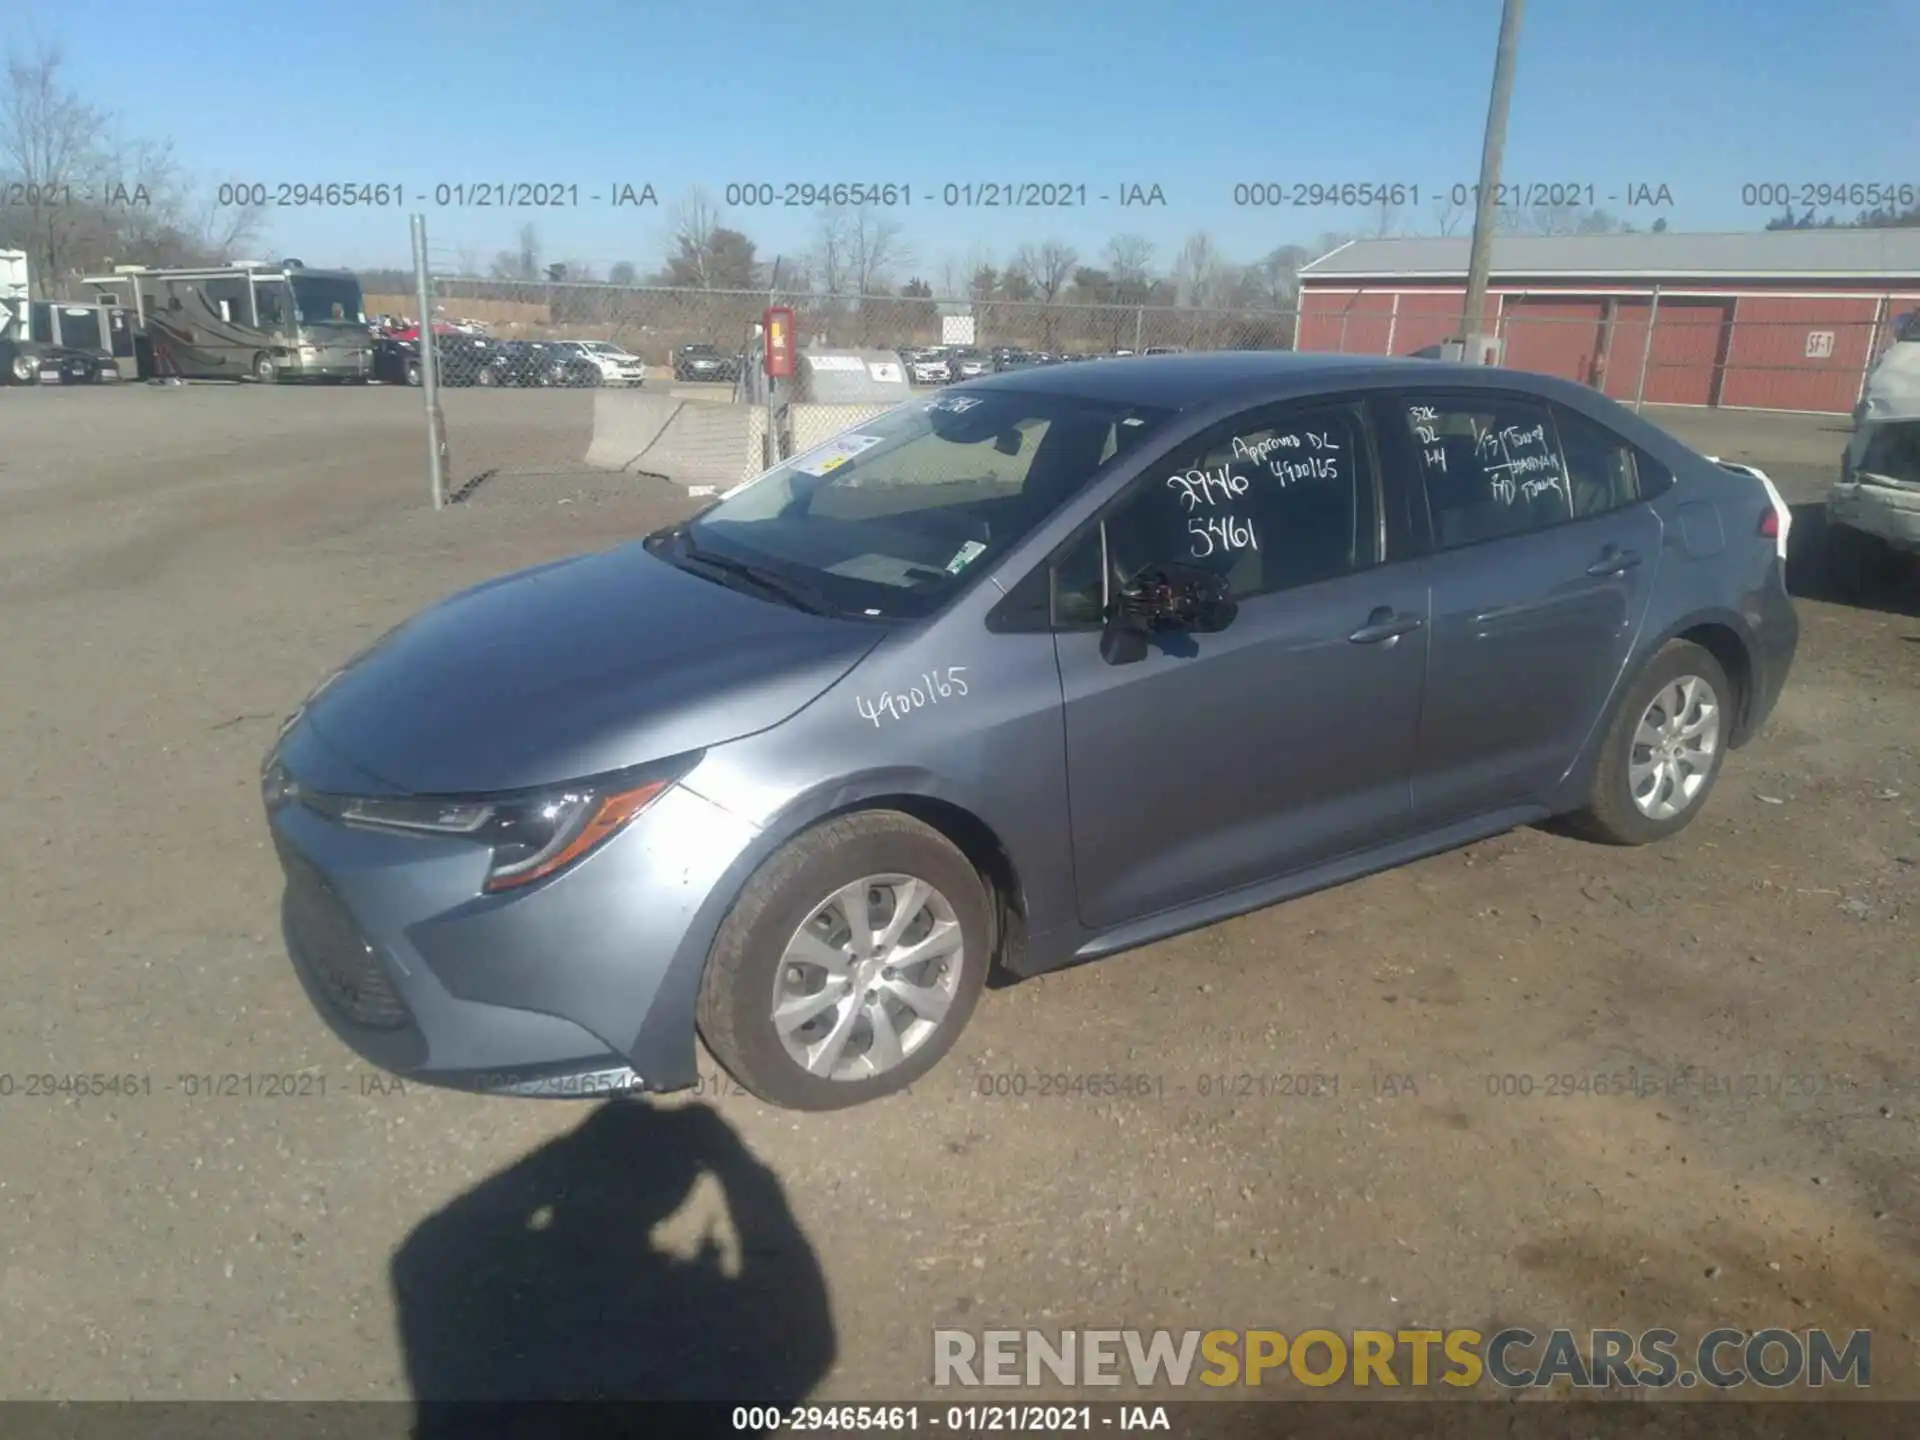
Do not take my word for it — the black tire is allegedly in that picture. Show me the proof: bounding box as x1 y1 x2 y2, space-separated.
252 352 277 383
404 360 422 387
475 365 498 387
695 811 991 1111
1564 640 1734 847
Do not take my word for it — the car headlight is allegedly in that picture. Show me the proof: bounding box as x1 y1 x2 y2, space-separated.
286 771 678 893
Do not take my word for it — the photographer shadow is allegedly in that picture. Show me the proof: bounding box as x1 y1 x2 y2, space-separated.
391 1096 834 1431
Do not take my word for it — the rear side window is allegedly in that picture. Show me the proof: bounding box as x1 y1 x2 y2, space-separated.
1400 394 1572 548
1552 403 1644 517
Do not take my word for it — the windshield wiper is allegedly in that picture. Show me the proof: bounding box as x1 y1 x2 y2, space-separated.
674 531 835 615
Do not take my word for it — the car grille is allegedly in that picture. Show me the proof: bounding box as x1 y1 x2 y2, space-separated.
278 839 412 1030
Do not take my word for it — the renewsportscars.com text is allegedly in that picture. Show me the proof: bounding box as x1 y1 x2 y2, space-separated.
932 1327 1870 1390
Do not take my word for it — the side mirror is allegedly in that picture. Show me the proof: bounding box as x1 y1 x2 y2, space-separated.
1098 565 1238 665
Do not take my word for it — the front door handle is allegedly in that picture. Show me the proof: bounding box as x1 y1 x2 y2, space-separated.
1586 547 1642 577
1349 607 1425 644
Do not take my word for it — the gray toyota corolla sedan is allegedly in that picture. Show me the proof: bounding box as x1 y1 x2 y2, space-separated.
262 353 1798 1110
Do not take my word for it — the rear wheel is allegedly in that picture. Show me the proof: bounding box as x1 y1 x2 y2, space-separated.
8 352 35 384
696 812 990 1111
1565 641 1732 846
404 360 422 387
475 364 498 387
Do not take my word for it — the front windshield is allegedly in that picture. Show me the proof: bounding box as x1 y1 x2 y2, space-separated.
290 274 366 326
677 389 1174 620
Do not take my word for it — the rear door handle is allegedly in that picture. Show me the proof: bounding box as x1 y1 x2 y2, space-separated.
1586 547 1642 577
1349 608 1425 644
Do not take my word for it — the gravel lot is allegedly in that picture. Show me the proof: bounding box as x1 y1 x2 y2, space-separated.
0 381 1914 1408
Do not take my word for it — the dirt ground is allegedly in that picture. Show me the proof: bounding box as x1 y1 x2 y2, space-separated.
0 381 1914 1408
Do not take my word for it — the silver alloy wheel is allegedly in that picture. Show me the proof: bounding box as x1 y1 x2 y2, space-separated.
770 873 965 1082
1628 674 1721 821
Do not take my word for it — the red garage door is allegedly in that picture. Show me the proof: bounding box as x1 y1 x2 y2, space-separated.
1608 299 1730 407
1499 298 1605 384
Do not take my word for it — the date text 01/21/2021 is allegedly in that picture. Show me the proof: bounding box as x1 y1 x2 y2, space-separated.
211 182 662 208
1231 181 1676 209
731 1404 1171 1433
725 183 1167 208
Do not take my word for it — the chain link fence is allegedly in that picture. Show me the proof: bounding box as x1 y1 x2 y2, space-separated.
389 221 1907 501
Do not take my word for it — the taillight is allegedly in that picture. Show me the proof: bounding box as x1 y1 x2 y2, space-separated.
1758 507 1780 540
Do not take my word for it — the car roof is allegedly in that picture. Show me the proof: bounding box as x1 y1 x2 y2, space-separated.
952 350 1601 412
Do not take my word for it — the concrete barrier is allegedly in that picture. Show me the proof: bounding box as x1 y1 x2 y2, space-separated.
587 391 908 489
634 401 757 488
583 390 682 471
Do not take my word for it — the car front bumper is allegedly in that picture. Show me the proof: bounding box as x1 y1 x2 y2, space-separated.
266 731 761 1097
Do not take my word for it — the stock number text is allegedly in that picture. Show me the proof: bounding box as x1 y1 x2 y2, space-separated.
217 182 403 208
976 1071 1165 1100
725 182 909 207
1741 182 1917 212
1234 182 1420 208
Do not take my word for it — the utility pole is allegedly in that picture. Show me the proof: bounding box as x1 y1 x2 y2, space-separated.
1460 0 1524 353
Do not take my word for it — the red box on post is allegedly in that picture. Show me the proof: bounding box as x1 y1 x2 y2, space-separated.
763 307 794 379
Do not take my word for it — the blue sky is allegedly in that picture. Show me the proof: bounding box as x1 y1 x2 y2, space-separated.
9 0 1919 281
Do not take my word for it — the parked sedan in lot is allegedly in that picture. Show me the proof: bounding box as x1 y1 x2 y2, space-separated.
945 347 990 381
673 343 741 383
488 340 563 386
551 340 647 387
371 333 500 387
902 347 954 386
263 353 1798 1112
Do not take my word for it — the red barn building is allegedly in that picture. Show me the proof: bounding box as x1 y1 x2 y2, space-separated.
1294 230 1920 415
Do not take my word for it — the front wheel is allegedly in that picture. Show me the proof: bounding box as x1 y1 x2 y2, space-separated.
252 352 277 383
404 360 422 387
696 812 991 1111
1565 641 1732 846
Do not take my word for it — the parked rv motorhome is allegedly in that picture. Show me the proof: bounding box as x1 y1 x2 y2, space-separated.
82 260 372 382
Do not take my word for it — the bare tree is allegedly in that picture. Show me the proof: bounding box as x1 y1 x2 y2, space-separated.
1430 195 1469 237
1010 239 1078 304
0 45 264 290
1369 196 1402 239
491 223 541 280
1172 232 1230 309
661 185 725 287
1105 233 1155 301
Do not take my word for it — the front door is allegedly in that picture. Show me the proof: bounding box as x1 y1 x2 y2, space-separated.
1052 396 1429 932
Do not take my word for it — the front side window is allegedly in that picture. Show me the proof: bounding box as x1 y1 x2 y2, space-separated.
1400 393 1572 548
1051 400 1378 626
671 390 1175 620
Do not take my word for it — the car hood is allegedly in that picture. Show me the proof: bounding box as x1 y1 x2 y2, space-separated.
299 544 884 795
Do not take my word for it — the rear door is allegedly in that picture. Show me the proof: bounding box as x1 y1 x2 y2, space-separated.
1380 389 1665 822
